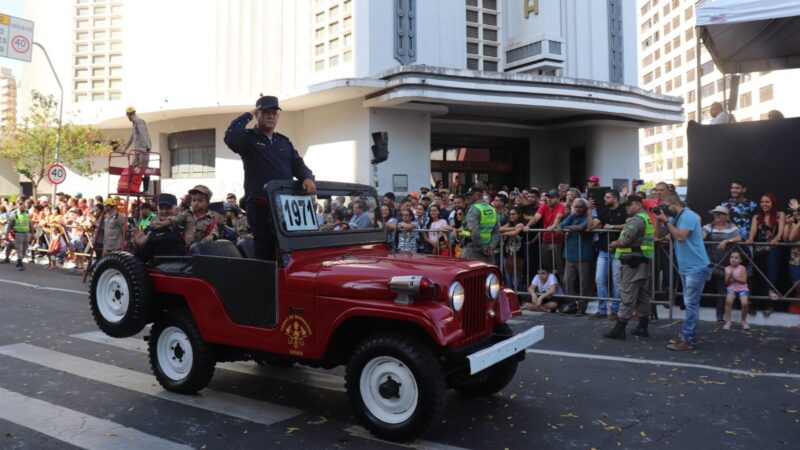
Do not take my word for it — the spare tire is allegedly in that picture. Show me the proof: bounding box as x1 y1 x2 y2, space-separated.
89 251 153 337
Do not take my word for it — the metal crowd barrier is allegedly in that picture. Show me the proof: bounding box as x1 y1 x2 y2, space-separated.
702 240 800 303
497 227 676 320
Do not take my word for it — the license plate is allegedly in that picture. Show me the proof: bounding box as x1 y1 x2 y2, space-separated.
467 325 544 375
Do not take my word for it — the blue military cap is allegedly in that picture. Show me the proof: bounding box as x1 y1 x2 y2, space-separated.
256 95 282 111
208 201 226 214
157 193 178 206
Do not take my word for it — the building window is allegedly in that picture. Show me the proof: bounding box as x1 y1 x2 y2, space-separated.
685 27 694 41
685 6 694 20
686 68 695 82
739 91 752 108
394 0 417 64
676 136 684 148
466 0 500 72
168 129 216 179
608 0 624 83
700 60 714 77
688 111 696 121
676 156 684 169
701 82 715 98
759 84 774 102
673 75 682 88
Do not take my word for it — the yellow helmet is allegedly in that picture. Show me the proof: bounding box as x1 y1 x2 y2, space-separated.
125 106 136 114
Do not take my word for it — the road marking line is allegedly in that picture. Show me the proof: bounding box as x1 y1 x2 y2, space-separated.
344 426 470 450
0 278 86 296
71 331 347 393
526 348 800 380
0 343 303 425
0 386 192 450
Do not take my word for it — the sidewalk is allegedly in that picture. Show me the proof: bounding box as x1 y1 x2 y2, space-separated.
530 300 800 329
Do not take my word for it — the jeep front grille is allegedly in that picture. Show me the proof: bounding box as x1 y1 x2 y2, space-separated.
457 272 491 345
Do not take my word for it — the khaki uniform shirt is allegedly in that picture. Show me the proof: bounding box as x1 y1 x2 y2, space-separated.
103 211 127 251
171 210 218 246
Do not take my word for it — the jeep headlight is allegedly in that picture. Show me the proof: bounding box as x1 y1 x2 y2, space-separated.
485 273 500 300
448 282 465 312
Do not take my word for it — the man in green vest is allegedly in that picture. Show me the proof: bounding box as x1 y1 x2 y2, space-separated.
5 201 32 271
460 186 500 264
604 195 654 339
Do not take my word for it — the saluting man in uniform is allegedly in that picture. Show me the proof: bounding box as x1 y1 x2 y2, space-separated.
460 186 500 264
604 195 655 340
224 96 316 260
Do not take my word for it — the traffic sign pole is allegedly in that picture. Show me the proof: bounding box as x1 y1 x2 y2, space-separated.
32 42 63 199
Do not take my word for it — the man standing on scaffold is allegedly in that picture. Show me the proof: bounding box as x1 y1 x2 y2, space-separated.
123 106 153 191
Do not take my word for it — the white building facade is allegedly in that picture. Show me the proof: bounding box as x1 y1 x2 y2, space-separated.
14 0 682 200
637 0 800 185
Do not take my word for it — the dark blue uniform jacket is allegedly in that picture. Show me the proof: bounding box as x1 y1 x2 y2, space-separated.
223 113 314 200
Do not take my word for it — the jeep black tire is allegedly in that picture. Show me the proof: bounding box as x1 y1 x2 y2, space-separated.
452 324 518 396
89 251 153 338
345 333 445 442
148 308 216 394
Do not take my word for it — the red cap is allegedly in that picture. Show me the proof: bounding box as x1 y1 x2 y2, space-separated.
588 175 600 182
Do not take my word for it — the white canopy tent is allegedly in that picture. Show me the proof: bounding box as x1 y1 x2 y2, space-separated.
695 0 800 74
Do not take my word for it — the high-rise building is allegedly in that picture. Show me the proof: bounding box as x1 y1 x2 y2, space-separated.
637 0 800 185
14 0 682 198
0 67 17 129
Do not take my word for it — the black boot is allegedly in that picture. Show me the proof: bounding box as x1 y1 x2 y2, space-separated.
603 320 628 340
631 317 650 337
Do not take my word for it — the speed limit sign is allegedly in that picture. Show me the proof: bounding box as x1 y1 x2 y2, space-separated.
47 163 67 185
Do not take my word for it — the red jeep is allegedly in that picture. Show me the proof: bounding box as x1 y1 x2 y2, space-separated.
89 181 544 441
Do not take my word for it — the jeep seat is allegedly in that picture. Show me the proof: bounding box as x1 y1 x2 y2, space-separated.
236 238 256 259
189 240 242 258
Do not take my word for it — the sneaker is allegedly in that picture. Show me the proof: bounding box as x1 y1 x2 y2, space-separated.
668 336 696 345
741 322 750 330
609 313 618 321
667 340 694 351
722 322 731 330
587 312 605 320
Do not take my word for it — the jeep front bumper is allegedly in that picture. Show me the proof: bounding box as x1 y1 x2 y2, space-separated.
466 325 544 375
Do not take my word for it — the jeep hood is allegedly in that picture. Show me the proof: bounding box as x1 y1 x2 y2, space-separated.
314 253 492 300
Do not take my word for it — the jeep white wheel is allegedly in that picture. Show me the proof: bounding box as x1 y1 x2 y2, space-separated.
96 268 129 323
346 333 446 441
148 309 215 394
360 356 419 424
89 252 153 338
156 326 194 381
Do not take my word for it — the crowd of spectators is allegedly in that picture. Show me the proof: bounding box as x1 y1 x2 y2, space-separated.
2 177 799 321
378 178 800 319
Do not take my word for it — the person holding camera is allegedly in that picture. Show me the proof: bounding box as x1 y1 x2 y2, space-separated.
655 193 711 351
603 195 654 339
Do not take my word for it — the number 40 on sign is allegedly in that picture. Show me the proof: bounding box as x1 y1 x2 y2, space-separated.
47 163 67 185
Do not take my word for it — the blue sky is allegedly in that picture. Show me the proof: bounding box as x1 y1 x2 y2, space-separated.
2 0 24 77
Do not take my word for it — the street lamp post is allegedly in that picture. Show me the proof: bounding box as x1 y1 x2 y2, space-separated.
33 41 63 200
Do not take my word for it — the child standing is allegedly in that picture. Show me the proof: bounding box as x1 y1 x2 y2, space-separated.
723 250 750 330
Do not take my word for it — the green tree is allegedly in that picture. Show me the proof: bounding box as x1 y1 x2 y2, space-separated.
0 90 112 197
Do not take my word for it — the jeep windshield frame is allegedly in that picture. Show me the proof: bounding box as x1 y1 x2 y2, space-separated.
266 180 387 252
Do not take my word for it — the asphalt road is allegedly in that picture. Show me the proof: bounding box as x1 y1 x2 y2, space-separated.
0 263 798 450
